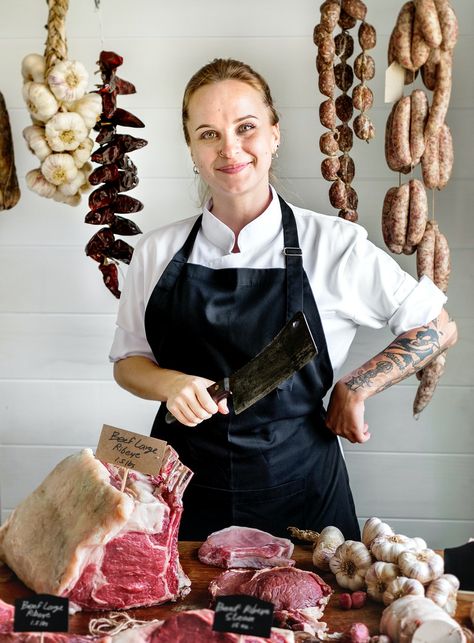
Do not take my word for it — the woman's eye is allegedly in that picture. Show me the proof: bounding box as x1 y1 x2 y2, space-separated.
201 130 217 140
239 123 255 133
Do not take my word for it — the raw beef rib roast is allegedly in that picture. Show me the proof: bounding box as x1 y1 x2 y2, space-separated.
0 447 192 611
198 525 295 568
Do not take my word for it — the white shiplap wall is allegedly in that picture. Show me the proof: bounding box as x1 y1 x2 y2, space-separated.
0 0 472 548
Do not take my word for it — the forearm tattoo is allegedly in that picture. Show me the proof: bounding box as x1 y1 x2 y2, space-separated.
344 318 444 394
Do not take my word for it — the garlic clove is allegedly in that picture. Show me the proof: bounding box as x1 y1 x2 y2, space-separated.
371 533 417 563
365 561 400 603
47 60 89 102
41 153 78 186
22 125 52 161
21 53 46 83
329 540 372 591
45 112 88 152
22 82 59 122
25 168 57 198
58 169 85 197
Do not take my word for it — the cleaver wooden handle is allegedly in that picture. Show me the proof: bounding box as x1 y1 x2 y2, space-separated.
165 377 231 424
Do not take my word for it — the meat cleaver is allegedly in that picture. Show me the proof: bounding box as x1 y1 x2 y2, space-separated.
165 310 317 424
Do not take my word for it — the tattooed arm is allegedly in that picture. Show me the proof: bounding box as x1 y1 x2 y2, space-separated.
325 308 458 444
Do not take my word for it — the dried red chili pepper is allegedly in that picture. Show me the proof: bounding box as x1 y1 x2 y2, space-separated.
108 239 133 264
101 91 117 119
109 216 142 236
114 134 148 153
89 163 120 186
91 142 122 165
117 155 137 173
99 261 121 298
111 194 144 213
85 228 115 262
115 170 139 192
99 51 123 72
114 76 136 95
109 108 144 128
85 207 116 225
89 184 118 211
94 125 116 145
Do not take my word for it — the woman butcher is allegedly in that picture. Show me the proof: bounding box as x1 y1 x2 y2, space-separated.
110 58 457 541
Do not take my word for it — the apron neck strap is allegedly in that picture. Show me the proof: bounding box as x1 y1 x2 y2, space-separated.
173 214 203 264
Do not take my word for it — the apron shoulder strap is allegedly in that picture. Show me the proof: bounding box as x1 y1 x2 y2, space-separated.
278 195 304 320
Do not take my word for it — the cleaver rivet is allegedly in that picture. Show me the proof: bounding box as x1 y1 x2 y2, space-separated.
292 320 299 328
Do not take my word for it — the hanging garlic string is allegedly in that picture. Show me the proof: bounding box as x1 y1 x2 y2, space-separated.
44 0 69 79
94 0 105 49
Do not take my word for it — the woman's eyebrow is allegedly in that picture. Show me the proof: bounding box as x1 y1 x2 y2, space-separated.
195 115 259 132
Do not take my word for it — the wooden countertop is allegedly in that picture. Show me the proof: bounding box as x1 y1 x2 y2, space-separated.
0 542 472 637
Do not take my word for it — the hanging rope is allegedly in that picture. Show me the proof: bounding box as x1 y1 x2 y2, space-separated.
44 0 69 77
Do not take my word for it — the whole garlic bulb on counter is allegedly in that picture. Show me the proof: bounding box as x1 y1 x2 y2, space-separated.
371 533 417 563
329 540 372 591
398 548 444 584
383 575 425 606
312 525 345 571
362 516 394 549
21 53 98 205
426 573 460 616
365 561 400 603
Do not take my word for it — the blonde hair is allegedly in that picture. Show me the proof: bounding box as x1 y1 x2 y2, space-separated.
182 58 279 145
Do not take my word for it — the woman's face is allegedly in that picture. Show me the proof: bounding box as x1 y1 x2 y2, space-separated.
186 79 280 201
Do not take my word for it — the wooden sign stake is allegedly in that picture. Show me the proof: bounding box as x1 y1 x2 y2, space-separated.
120 467 129 493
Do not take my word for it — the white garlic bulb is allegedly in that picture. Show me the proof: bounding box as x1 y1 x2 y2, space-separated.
58 169 85 197
383 575 425 606
365 561 400 603
329 540 372 591
412 536 428 550
23 125 52 161
371 533 417 563
25 168 56 198
426 574 460 616
22 82 59 122
47 60 89 102
69 92 102 129
21 53 46 83
398 548 444 584
41 153 78 186
312 526 345 571
72 137 94 168
362 517 394 549
45 112 88 152
53 190 81 206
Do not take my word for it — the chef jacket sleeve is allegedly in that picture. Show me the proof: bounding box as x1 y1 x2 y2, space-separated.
109 235 157 364
344 229 447 335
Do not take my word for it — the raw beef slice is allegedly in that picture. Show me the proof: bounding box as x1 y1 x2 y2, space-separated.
209 567 332 637
0 447 192 611
112 608 296 642
198 526 295 569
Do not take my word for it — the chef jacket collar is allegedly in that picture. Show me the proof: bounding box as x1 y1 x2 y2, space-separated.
201 185 282 254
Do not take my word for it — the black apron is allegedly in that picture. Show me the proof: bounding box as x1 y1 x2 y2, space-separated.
144 195 360 541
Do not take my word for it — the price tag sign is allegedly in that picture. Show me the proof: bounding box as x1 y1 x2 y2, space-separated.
385 61 405 103
96 424 166 476
213 595 274 638
14 595 68 633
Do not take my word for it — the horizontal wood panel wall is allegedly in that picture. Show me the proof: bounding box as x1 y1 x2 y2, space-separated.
0 0 472 549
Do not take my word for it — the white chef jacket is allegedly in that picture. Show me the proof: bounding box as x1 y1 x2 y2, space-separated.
109 186 447 377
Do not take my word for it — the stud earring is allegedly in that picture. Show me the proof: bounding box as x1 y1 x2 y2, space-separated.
272 145 279 160
193 165 199 175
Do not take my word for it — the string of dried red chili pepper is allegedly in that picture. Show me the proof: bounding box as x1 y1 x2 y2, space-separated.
85 50 147 298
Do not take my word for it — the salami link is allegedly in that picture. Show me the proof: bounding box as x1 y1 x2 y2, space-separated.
424 50 452 140
329 178 348 209
358 22 376 50
341 0 367 21
389 183 410 253
437 122 453 190
320 0 341 32
413 351 447 416
416 219 436 280
411 13 431 70
391 96 412 167
434 226 451 292
434 0 458 52
391 1 416 71
382 186 399 250
321 156 341 181
421 47 440 91
414 0 443 48
421 131 440 189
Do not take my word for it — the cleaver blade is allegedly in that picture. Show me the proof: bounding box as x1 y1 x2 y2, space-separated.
165 311 317 423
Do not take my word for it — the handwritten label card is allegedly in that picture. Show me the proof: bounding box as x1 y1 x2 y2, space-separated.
96 424 166 476
213 595 274 638
14 595 68 633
